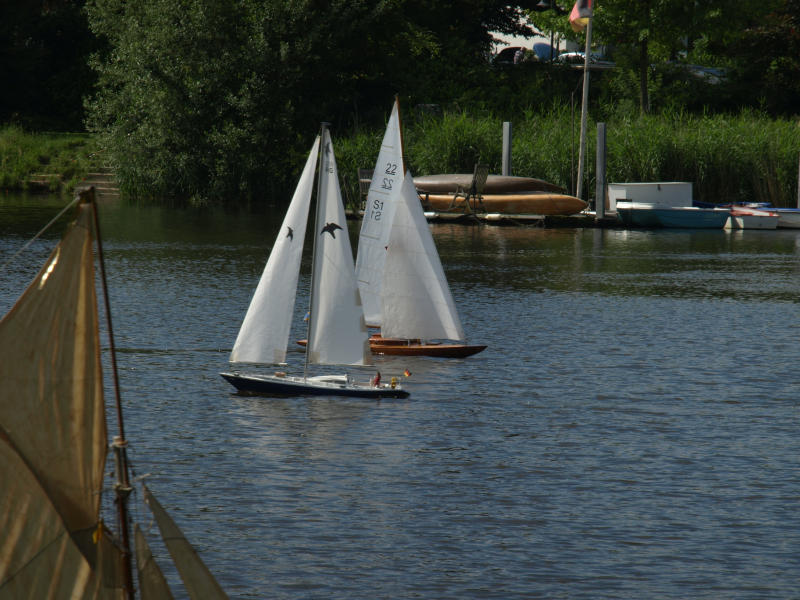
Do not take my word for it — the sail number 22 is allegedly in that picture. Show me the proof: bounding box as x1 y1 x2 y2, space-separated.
369 163 398 222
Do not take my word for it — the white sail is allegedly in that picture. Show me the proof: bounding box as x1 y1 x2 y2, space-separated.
380 171 465 341
230 136 320 364
307 129 371 365
354 99 403 326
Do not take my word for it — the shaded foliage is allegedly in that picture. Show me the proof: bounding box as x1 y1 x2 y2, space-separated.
0 0 100 130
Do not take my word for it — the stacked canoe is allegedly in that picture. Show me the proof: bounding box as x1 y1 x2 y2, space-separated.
414 174 588 217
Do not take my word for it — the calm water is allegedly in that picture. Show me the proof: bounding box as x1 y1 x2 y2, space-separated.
2 195 799 599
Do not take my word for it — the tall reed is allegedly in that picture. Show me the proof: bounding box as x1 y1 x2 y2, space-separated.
338 108 800 207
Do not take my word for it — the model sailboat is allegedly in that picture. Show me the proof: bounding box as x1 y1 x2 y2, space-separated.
0 187 227 599
354 99 486 358
221 124 408 398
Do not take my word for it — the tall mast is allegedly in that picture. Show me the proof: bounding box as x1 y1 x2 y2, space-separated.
395 95 405 174
86 188 135 599
304 122 331 378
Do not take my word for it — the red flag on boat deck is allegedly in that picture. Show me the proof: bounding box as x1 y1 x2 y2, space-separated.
569 0 593 32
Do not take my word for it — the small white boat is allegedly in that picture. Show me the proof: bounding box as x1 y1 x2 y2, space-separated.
725 206 779 229
773 208 800 228
222 125 408 398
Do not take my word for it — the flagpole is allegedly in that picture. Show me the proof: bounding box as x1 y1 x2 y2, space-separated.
576 16 592 202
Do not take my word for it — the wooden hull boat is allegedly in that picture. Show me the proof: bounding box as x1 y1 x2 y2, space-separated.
414 174 565 195
368 334 487 357
419 192 587 216
221 371 409 398
299 336 486 358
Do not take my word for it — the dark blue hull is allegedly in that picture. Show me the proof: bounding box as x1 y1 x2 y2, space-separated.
220 372 410 399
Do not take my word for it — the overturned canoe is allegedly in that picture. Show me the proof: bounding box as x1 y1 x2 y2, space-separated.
419 192 588 216
414 174 565 195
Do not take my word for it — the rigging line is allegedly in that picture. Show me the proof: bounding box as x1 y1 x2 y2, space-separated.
0 193 81 274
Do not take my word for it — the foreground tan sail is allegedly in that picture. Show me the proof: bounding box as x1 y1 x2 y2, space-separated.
0 189 227 599
144 486 227 599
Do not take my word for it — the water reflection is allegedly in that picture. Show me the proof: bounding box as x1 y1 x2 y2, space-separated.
3 195 800 599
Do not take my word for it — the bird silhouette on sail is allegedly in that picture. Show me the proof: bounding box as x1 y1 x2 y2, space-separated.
321 222 343 238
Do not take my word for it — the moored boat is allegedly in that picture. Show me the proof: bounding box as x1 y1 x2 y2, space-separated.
774 208 800 228
725 206 779 229
414 173 565 195
616 203 729 229
418 191 588 216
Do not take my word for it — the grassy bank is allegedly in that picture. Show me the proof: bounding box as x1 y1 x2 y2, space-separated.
0 126 105 194
5 110 800 207
336 107 800 207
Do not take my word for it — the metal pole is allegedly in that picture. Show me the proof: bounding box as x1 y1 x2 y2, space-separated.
796 152 800 208
502 122 512 176
595 122 606 220
576 17 593 201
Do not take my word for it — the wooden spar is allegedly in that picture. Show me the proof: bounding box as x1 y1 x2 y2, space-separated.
86 187 136 599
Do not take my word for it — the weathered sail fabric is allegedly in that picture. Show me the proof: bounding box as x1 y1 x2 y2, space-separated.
380 172 465 341
0 202 125 598
355 99 403 326
308 129 371 365
143 486 227 600
230 136 320 365
135 524 175 600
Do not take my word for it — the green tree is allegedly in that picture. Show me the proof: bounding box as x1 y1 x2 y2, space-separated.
86 0 542 202
0 0 99 130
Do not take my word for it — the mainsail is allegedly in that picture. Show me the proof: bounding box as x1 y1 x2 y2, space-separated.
307 128 371 366
380 171 465 341
230 136 320 364
0 189 227 599
354 98 403 326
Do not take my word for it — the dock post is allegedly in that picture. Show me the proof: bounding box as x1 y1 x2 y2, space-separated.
502 122 512 176
595 122 606 220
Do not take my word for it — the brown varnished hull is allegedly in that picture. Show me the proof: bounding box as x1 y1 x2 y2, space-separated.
414 174 565 195
369 335 486 357
419 193 587 216
298 337 487 358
